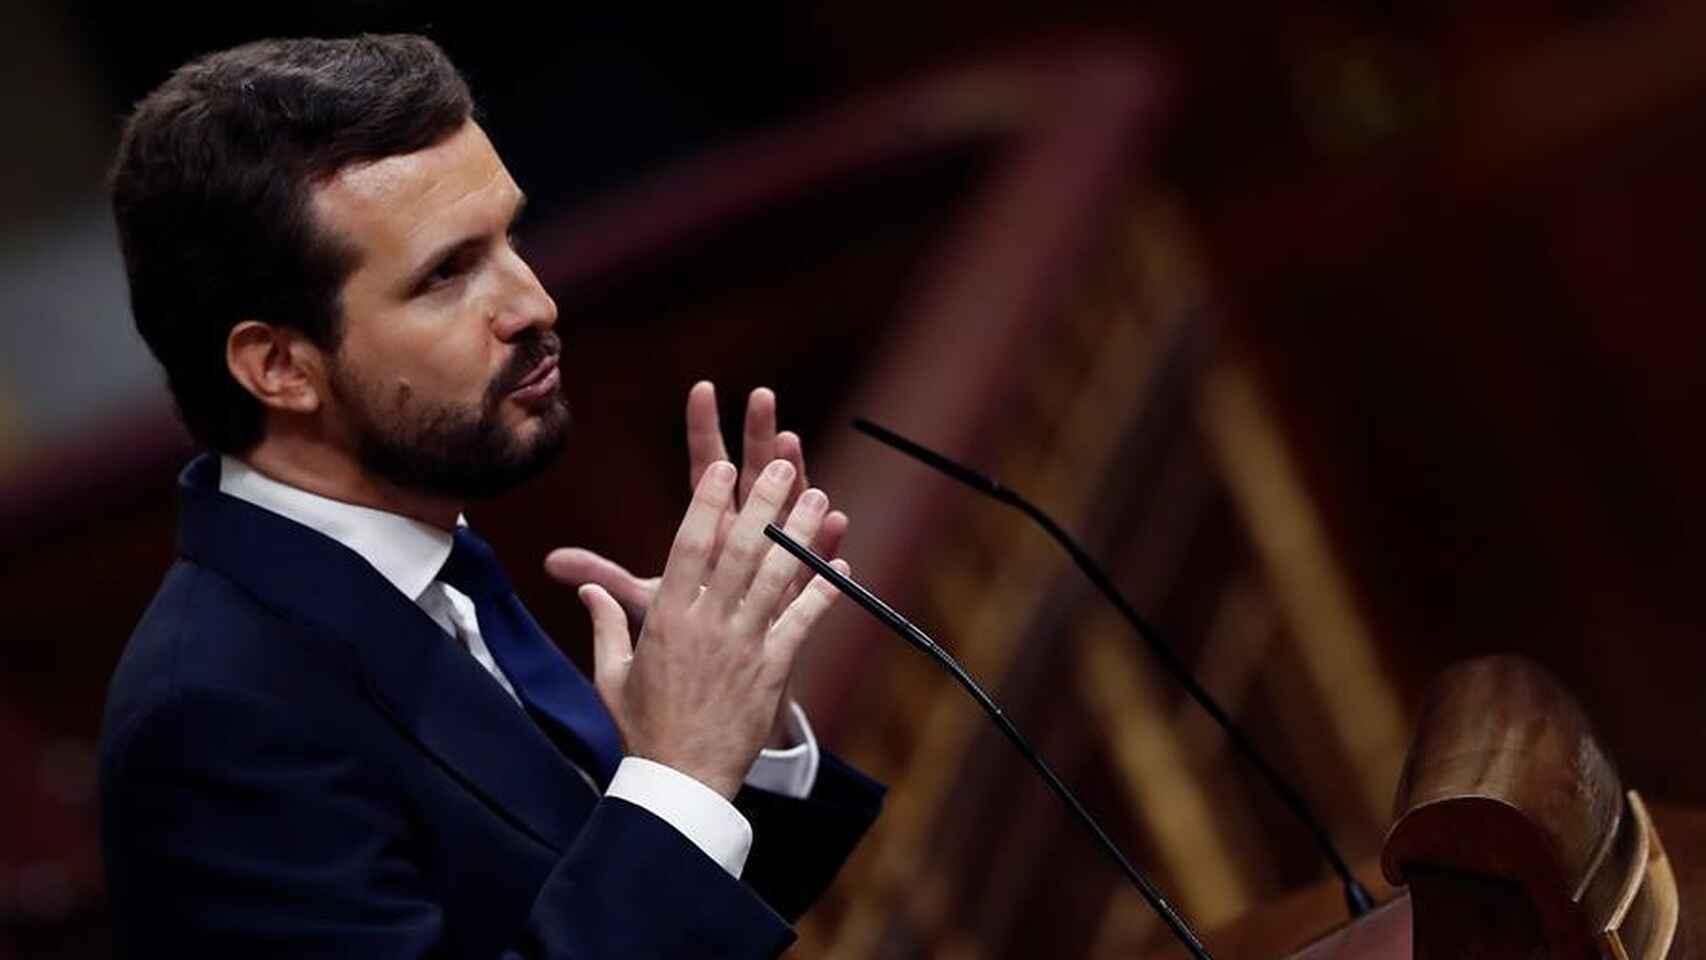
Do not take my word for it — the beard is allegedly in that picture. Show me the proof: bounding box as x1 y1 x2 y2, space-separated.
326 331 570 501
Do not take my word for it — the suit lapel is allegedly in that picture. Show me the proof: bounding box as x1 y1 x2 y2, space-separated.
175 456 595 854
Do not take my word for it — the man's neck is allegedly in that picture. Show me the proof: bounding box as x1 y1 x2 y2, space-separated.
241 435 463 531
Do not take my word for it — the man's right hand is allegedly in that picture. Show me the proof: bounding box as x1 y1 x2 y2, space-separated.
545 383 848 632
575 458 848 799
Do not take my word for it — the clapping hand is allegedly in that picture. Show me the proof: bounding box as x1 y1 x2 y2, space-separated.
545 383 848 623
574 457 849 799
545 382 850 750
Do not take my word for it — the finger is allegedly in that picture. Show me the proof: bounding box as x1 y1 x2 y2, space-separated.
777 509 848 611
580 584 633 720
766 558 850 665
703 458 795 615
658 460 737 609
814 509 848 560
775 430 808 507
739 388 778 505
544 547 658 623
685 381 729 490
737 487 828 632
707 508 737 572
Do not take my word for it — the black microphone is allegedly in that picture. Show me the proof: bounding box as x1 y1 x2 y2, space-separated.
763 523 1216 960
851 417 1377 919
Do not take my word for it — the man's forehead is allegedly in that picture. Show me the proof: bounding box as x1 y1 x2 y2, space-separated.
312 121 519 249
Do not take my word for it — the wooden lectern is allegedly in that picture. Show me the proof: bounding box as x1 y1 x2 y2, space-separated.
1280 656 1694 959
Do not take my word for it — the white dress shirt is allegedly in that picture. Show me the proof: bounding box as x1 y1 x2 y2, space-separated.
218 456 820 878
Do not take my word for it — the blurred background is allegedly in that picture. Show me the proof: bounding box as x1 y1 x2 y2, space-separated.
5 0 1706 956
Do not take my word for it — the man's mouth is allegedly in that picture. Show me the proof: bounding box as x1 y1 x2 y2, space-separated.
506 353 560 403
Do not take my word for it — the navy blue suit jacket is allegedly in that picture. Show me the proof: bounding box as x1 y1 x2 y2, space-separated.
100 457 883 957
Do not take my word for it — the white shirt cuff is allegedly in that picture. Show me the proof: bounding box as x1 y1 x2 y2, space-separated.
744 701 820 799
605 757 753 878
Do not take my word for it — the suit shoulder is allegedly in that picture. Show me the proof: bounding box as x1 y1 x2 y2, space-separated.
103 559 363 752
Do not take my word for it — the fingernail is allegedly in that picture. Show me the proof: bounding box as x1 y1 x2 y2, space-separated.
710 461 736 483
800 488 827 510
765 459 794 482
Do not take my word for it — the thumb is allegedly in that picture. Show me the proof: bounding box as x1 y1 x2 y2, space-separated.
578 584 632 713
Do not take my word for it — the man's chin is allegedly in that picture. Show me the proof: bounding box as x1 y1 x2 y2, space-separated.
505 394 570 451
481 400 571 491
352 396 571 503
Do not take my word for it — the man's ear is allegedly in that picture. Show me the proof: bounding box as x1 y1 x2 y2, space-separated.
226 321 326 415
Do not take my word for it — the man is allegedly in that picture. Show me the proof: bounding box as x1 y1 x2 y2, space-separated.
100 34 883 957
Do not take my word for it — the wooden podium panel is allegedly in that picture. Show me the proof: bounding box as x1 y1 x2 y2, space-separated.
1142 802 1706 960
1143 658 1706 960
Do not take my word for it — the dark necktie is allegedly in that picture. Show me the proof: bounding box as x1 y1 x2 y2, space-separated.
438 526 625 785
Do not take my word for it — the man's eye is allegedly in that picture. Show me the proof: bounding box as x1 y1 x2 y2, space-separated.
422 256 470 292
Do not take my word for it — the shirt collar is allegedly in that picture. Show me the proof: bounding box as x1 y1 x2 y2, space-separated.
218 455 457 602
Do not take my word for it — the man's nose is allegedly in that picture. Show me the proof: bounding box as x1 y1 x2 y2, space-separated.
491 252 558 342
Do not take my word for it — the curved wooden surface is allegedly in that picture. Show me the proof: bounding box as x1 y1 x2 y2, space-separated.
1384 656 1621 903
1145 656 1702 959
1381 656 1688 959
1384 655 1621 957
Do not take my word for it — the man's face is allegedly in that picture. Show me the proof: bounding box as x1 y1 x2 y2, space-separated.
310 120 566 501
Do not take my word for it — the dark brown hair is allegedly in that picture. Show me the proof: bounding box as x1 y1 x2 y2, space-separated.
111 34 474 453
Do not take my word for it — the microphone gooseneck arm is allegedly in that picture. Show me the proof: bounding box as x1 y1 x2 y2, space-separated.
851 417 1376 919
763 524 1216 960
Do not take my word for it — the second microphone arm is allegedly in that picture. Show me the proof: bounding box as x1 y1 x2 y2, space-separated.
763 523 1216 960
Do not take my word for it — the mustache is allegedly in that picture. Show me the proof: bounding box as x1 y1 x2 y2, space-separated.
488 331 562 398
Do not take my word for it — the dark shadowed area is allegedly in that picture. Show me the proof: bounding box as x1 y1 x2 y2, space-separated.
4 1 1706 956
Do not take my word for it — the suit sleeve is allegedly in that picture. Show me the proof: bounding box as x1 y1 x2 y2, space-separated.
102 686 793 959
736 751 887 922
